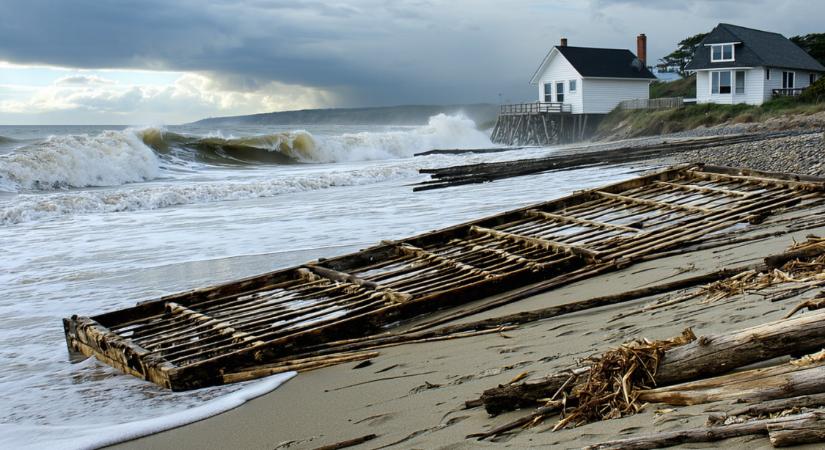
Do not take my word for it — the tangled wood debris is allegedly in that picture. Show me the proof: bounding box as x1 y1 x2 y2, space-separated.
467 236 825 447
558 329 697 429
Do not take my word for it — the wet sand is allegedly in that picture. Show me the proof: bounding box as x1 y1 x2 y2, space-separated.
110 206 825 449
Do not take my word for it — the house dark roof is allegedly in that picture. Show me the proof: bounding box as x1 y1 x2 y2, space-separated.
686 23 825 72
555 46 656 79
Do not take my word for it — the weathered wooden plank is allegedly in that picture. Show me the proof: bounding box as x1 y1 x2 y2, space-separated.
470 225 599 261
525 209 638 233
594 190 713 214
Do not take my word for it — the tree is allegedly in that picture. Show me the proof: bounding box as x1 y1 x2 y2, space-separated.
658 32 709 76
790 33 825 67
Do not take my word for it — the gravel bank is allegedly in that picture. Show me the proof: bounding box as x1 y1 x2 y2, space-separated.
676 131 825 176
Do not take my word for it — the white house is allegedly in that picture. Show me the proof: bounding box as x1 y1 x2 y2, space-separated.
529 35 656 114
686 23 825 105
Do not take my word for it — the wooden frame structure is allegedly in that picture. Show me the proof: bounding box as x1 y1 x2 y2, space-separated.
63 164 825 390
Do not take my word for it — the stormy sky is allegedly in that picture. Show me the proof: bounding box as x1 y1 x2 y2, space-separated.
0 0 822 124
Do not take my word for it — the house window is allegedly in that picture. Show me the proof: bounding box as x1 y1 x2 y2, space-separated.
710 43 735 62
543 83 553 102
812 73 817 85
735 71 746 94
556 82 564 103
569 79 577 92
711 71 732 94
783 71 795 89
766 68 771 80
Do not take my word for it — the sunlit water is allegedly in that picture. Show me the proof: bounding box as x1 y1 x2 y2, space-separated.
0 116 648 432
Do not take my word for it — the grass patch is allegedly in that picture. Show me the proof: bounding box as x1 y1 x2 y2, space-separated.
596 95 825 139
649 74 696 99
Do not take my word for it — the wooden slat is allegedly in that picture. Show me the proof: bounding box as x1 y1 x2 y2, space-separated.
594 190 713 214
652 180 752 198
526 209 638 233
391 242 498 279
687 170 825 191
302 265 412 304
469 225 600 261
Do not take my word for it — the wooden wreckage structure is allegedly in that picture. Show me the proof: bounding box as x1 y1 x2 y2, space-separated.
64 164 825 394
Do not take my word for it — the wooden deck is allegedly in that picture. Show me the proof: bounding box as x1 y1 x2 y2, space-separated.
499 102 572 115
63 165 825 390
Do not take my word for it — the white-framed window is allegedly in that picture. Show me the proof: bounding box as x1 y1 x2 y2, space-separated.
711 70 732 94
543 83 553 102
569 79 577 93
735 70 745 94
555 81 564 103
811 73 817 85
782 71 795 89
766 68 771 80
710 43 735 62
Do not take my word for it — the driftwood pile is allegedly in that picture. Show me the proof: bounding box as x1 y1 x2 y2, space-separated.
413 131 814 191
467 237 825 448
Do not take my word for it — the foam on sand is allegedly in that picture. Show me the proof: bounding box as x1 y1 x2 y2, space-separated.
0 372 295 450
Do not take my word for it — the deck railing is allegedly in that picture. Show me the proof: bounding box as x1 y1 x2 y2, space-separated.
500 102 572 115
772 88 807 97
618 97 684 111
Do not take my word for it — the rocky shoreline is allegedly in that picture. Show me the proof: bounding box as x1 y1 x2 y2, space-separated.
627 110 825 176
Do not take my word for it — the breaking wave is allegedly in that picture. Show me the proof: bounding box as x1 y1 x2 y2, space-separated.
0 162 422 225
0 131 161 192
0 114 491 193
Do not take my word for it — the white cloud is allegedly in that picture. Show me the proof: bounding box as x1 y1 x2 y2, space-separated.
54 75 116 86
0 71 337 124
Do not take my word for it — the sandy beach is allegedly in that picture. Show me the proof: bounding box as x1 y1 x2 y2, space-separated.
108 181 825 449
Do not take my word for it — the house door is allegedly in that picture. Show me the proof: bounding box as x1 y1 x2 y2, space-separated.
782 71 795 89
555 82 564 103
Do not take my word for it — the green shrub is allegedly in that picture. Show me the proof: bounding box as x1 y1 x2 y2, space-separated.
800 77 825 103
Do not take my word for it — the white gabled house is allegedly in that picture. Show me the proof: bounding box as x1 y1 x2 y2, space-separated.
529 35 657 114
686 23 825 105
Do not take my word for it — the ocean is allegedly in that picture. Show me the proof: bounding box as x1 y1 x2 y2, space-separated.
0 114 644 445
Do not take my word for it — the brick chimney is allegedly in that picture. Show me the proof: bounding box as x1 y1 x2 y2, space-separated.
637 33 647 65
560 37 568 47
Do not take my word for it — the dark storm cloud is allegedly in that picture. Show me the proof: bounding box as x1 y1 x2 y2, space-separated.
0 0 823 108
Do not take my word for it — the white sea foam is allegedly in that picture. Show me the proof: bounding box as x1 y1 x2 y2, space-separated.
0 131 161 192
0 372 295 450
0 162 422 225
307 113 494 162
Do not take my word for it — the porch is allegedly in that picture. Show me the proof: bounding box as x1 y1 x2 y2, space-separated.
499 102 572 115
772 88 807 97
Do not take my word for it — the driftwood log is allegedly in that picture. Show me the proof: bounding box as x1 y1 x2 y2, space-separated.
652 310 825 386
640 358 825 406
767 412 825 447
726 392 825 417
585 411 825 450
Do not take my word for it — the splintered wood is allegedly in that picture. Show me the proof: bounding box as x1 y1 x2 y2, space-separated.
63 164 825 390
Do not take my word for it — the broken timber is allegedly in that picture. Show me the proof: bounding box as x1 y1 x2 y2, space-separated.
63 164 825 390
414 131 819 192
